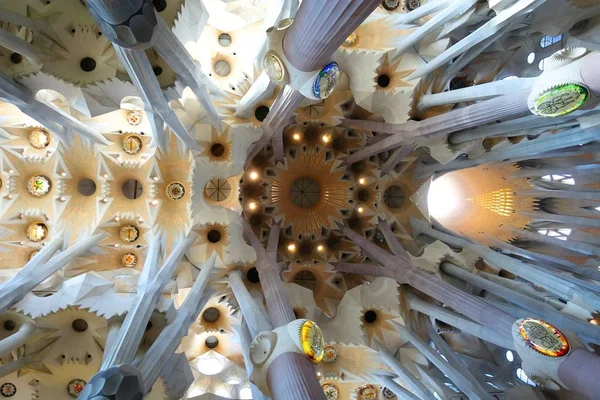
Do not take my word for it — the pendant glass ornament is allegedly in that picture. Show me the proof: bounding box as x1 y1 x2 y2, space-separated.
518 318 569 357
27 175 51 197
119 225 139 243
343 32 358 47
121 253 138 268
323 345 338 363
357 384 378 400
122 135 143 155
29 129 51 149
166 182 186 200
26 222 48 242
126 111 143 126
277 18 294 30
0 383 16 397
322 383 339 400
534 84 588 117
67 379 86 398
300 320 325 363
264 53 285 82
313 62 340 100
404 0 420 11
382 0 400 10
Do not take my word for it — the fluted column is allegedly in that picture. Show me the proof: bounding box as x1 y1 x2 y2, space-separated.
232 322 269 400
282 0 382 72
557 348 600 400
228 270 273 336
242 219 324 400
341 225 515 340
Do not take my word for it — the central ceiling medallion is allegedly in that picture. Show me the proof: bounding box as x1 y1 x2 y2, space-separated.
26 222 48 242
119 225 139 243
166 182 186 200
27 175 51 197
122 135 143 155
126 111 143 126
29 129 51 149
0 383 16 397
268 148 352 237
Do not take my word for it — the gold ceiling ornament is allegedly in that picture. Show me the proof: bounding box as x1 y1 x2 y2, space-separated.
67 379 86 398
267 147 352 238
357 384 378 400
26 222 48 242
204 179 232 203
121 253 138 268
27 175 52 197
119 225 139 243
29 129 51 149
343 32 358 47
323 345 338 363
126 111 143 127
166 181 186 200
122 135 143 155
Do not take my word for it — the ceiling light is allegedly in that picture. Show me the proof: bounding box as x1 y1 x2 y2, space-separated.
249 171 260 181
227 378 241 385
239 388 252 399
357 206 365 213
358 177 367 185
215 388 230 397
197 357 224 376
321 133 331 143
292 132 302 141
287 243 297 252
248 201 257 211
317 244 325 252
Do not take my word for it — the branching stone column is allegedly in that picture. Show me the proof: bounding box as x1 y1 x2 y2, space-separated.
242 219 325 400
231 322 269 400
338 223 516 340
0 233 105 314
228 270 272 336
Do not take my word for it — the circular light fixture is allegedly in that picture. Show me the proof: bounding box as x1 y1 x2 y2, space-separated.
505 350 514 362
264 53 285 83
226 378 241 385
126 111 143 126
292 132 302 141
121 253 138 268
119 225 139 243
313 62 341 100
26 222 48 242
287 243 297 253
29 129 51 149
67 379 86 398
166 182 186 200
239 387 252 399
518 318 569 357
300 320 325 363
248 201 258 211
249 171 260 181
321 133 332 144
316 244 325 253
27 175 51 197
122 135 143 155
533 83 588 118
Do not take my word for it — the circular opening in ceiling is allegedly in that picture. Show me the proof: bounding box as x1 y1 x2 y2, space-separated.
218 33 232 47
527 52 536 64
357 189 370 202
72 319 88 332
290 177 321 208
214 60 231 77
146 321 153 331
152 0 167 12
3 320 15 331
211 143 225 157
383 185 405 209
247 267 260 283
364 310 377 323
10 53 22 64
207 230 222 243
205 335 219 349
204 179 231 203
77 178 96 196
254 105 270 122
80 57 97 72
122 179 144 200
377 74 391 88
293 270 317 290
153 66 163 76
203 307 221 323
